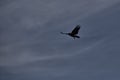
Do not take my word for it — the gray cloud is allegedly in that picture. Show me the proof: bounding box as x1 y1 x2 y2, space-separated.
1 0 120 80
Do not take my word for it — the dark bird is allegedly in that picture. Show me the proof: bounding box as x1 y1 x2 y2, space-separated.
61 25 81 39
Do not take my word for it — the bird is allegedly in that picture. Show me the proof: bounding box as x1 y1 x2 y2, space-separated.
60 25 81 39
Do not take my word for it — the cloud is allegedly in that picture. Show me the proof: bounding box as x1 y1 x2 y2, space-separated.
1 0 120 80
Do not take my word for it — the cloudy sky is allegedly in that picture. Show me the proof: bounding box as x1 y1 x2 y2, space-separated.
1 0 120 80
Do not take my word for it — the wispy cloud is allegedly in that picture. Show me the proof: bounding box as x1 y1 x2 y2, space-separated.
1 0 120 80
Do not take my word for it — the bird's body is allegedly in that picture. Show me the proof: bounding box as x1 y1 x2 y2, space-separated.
61 25 81 39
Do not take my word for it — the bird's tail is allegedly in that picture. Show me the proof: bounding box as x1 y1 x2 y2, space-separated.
76 36 80 38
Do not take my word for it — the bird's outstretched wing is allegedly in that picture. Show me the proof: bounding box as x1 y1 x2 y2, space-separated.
71 25 80 35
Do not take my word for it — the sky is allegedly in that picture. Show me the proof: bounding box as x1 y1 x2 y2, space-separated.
0 0 120 80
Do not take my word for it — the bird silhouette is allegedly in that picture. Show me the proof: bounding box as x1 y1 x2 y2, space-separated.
61 25 81 39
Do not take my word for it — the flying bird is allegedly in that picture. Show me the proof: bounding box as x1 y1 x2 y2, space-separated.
61 25 81 39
